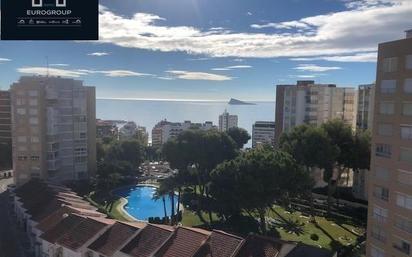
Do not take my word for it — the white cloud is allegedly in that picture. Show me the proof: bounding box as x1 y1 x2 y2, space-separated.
157 76 175 80
0 58 12 62
290 52 377 62
251 21 311 30
166 70 233 81
247 12 253 16
50 63 69 67
212 65 252 71
17 67 152 78
87 52 110 56
97 1 412 60
294 64 342 72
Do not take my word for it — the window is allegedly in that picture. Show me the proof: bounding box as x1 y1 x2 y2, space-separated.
32 0 42 7
29 99 38 106
17 108 26 115
380 80 396 93
396 193 412 210
378 124 392 136
395 215 412 234
17 136 27 143
373 205 388 223
16 98 24 106
382 57 398 72
28 90 38 97
376 144 391 158
371 225 386 242
56 0 66 7
18 146 28 151
31 137 39 143
407 55 412 69
29 109 38 115
393 237 411 255
398 170 412 186
373 186 389 201
371 246 384 257
401 125 412 140
403 103 412 116
375 167 389 181
400 148 412 164
379 102 395 115
29 117 38 125
405 79 412 93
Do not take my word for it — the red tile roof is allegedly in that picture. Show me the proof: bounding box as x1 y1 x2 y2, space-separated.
120 224 174 257
56 216 111 251
193 230 244 257
88 222 142 256
234 235 286 257
40 214 84 244
154 227 210 257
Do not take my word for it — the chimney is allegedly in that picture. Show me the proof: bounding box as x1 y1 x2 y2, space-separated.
406 29 412 39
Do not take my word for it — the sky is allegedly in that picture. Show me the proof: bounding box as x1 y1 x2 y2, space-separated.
0 0 411 101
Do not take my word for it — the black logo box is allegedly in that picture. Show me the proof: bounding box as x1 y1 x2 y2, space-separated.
1 0 99 40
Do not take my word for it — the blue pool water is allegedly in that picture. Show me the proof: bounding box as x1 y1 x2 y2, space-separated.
113 185 178 221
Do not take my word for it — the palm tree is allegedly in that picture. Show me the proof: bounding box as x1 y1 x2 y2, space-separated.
153 188 168 219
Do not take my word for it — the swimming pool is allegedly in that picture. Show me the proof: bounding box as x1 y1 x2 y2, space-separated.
113 185 178 221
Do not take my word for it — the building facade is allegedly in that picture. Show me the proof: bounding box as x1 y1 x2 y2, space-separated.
366 32 412 257
10 76 96 185
252 121 275 148
0 90 12 144
357 84 375 131
218 110 238 132
275 80 356 144
151 120 217 147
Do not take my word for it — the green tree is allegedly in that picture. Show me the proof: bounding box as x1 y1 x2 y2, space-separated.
209 149 312 234
227 127 251 149
106 140 144 169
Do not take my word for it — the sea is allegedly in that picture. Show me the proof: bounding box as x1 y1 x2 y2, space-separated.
96 99 276 147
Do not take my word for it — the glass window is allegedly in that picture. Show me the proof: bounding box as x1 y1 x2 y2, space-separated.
17 136 27 143
393 237 411 255
373 205 388 223
382 57 398 72
398 170 412 186
373 185 389 201
378 124 393 136
29 99 38 106
28 90 38 97
376 143 391 158
401 125 412 140
371 246 385 257
29 109 38 115
405 79 412 93
380 102 395 115
31 137 39 143
407 55 412 70
29 117 38 125
380 80 396 93
396 193 412 210
17 108 26 115
16 98 24 106
400 148 412 164
395 215 412 234
375 167 389 181
403 103 412 116
371 225 386 242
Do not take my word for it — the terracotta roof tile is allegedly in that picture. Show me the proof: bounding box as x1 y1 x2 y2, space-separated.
40 214 84 244
120 224 173 257
36 206 76 232
56 216 109 251
88 222 141 256
154 227 210 257
193 230 244 257
234 235 286 257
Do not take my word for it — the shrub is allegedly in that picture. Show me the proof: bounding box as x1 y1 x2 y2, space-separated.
310 233 319 241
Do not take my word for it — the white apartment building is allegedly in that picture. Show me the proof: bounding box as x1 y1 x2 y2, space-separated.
151 120 216 147
10 76 96 185
275 81 356 143
219 110 238 132
252 121 275 148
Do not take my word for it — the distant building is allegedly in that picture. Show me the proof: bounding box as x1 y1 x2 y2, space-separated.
366 32 412 257
10 76 96 185
119 121 138 139
252 121 275 148
352 169 368 201
275 80 356 144
96 119 118 139
0 90 11 144
151 120 216 147
356 84 375 131
219 110 238 132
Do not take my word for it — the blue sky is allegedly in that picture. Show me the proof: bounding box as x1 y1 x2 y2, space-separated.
0 0 411 101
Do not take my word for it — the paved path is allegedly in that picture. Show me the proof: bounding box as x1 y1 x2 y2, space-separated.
0 178 31 257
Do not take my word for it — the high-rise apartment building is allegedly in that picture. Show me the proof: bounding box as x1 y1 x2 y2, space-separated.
0 90 12 144
218 110 238 132
10 76 96 185
275 80 356 144
357 84 375 131
151 120 217 147
252 121 275 148
366 32 412 257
